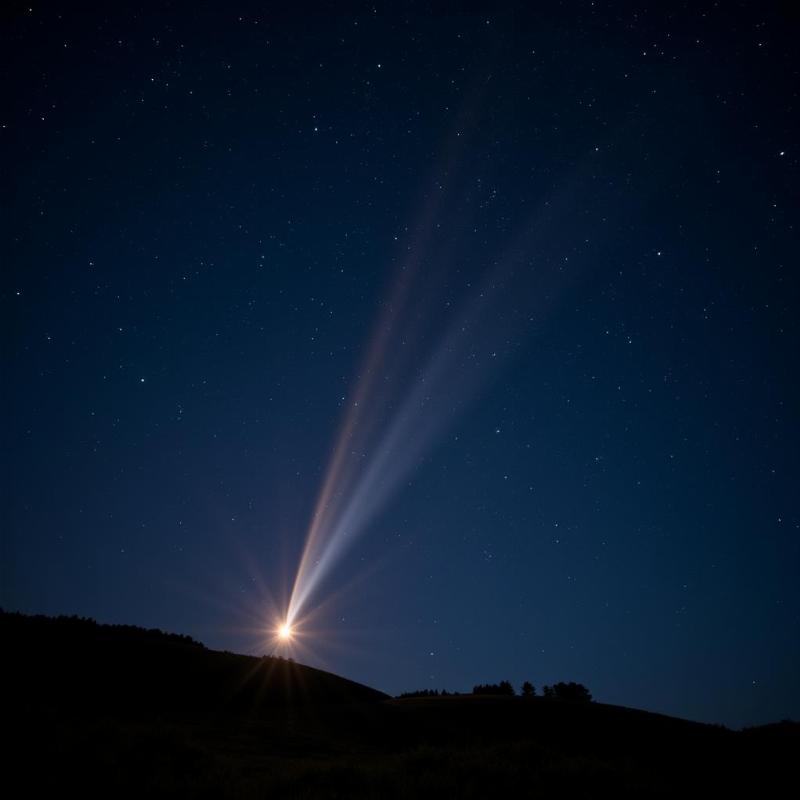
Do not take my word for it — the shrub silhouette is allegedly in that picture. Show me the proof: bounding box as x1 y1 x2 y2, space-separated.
521 681 536 697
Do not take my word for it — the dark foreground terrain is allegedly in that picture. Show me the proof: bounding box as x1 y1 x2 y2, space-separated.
2 611 796 798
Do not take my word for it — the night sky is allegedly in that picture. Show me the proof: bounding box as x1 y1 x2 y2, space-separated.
3 2 798 729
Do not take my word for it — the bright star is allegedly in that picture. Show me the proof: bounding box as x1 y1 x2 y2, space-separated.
278 622 293 640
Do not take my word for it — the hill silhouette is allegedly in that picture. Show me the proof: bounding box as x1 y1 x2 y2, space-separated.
2 610 386 713
3 610 796 798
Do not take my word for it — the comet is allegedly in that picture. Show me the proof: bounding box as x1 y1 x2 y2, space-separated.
282 108 600 631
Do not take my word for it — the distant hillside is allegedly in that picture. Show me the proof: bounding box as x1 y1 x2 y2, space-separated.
2 610 796 798
1 609 387 713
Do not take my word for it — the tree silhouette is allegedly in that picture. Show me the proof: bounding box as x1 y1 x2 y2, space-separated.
521 680 536 697
551 681 592 702
472 681 515 696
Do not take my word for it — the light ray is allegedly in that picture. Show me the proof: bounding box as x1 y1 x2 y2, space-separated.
284 112 616 630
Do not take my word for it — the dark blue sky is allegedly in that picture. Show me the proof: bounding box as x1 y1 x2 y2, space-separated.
3 2 798 728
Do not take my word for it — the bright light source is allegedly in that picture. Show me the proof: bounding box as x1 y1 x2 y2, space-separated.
278 622 293 640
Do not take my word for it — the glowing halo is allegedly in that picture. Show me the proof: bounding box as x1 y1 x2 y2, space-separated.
277 622 293 641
